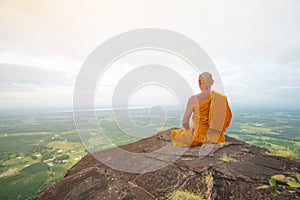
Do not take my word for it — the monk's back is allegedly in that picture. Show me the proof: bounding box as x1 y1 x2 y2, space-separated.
191 96 211 145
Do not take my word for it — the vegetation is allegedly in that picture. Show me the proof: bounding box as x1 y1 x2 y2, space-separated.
0 109 299 199
257 173 300 196
205 170 214 199
220 153 233 163
226 111 300 159
166 170 214 200
166 189 202 200
0 112 87 200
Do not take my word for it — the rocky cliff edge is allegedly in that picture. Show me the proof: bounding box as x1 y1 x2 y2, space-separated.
36 128 300 200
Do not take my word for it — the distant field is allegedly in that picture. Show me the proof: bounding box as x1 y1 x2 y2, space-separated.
0 109 299 199
0 112 86 200
227 111 300 158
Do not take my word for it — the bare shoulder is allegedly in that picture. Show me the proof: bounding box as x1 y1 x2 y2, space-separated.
187 95 198 108
188 95 197 102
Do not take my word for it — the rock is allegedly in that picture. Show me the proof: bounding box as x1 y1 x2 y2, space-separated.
36 129 300 200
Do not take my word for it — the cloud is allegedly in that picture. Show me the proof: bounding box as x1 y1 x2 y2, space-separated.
0 84 73 109
217 60 300 108
0 63 75 86
1 0 300 109
0 63 75 109
277 86 300 90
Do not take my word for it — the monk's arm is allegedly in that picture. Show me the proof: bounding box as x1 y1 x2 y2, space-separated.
182 96 194 129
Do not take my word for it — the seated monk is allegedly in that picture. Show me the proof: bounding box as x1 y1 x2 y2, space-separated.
171 72 232 147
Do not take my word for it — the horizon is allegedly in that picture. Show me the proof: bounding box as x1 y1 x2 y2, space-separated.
1 103 300 116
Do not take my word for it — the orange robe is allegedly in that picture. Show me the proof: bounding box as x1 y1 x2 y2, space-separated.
171 91 232 147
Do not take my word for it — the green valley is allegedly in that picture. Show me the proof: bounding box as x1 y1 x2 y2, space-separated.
0 108 299 199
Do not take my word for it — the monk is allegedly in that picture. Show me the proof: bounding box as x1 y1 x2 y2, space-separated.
171 72 232 147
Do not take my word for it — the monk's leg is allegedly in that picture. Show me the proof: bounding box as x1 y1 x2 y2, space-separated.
171 129 179 139
171 129 194 147
205 128 225 144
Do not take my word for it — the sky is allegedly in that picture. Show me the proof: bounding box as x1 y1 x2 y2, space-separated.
1 0 300 111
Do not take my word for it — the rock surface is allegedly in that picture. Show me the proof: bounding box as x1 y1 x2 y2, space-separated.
36 129 300 200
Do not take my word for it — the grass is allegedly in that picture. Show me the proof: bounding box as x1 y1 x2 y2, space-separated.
239 125 279 135
166 189 202 200
220 153 233 163
46 141 82 151
268 149 298 159
166 170 214 200
226 133 300 159
205 170 214 200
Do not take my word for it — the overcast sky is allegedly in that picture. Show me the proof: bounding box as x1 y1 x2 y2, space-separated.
1 0 300 110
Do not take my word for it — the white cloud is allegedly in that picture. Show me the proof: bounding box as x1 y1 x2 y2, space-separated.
0 83 73 109
277 86 300 90
0 63 75 86
0 63 75 109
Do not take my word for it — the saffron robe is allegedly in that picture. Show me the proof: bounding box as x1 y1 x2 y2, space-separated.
171 91 232 147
